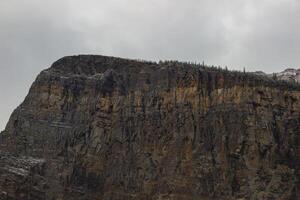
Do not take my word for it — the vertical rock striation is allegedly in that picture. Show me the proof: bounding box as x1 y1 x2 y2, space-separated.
0 55 299 199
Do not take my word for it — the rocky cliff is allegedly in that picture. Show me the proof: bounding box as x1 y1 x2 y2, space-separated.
0 55 300 200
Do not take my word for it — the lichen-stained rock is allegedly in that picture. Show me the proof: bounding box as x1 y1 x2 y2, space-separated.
0 55 300 200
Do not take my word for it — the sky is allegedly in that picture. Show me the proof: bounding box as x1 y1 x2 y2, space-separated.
1 0 300 131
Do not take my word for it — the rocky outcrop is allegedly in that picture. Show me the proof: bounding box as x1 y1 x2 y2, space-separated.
0 153 46 200
275 68 300 83
0 55 299 200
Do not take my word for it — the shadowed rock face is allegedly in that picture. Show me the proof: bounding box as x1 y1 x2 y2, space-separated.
0 153 46 200
0 55 300 200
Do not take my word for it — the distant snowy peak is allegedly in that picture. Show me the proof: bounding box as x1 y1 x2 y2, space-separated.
250 68 300 83
275 68 300 83
252 71 267 76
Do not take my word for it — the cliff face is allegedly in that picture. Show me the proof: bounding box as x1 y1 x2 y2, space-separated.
0 55 300 200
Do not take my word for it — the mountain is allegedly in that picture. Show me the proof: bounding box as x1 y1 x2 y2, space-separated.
0 55 299 200
252 68 300 83
275 68 300 83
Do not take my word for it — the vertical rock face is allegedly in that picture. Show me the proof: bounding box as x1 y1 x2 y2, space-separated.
0 55 300 200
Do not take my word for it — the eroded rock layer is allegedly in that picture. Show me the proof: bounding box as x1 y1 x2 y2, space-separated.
0 55 300 200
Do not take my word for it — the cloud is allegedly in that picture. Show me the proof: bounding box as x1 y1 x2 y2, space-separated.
0 0 300 130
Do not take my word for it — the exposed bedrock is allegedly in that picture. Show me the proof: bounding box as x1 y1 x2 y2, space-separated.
0 55 299 199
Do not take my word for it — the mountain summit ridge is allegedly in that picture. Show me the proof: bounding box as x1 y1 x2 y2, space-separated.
275 68 300 83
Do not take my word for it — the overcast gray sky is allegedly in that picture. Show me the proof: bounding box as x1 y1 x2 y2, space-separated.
1 0 300 130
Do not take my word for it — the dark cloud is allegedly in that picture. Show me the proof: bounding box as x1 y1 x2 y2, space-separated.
0 0 300 130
